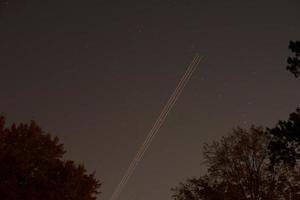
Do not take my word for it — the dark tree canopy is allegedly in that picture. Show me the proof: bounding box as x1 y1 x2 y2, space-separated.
268 108 300 167
267 40 300 167
172 127 300 200
0 116 101 200
286 40 300 77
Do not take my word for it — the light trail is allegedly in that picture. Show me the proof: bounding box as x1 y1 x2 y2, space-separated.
132 55 200 162
133 55 201 169
109 55 201 200
109 55 202 200
134 55 201 162
111 55 200 197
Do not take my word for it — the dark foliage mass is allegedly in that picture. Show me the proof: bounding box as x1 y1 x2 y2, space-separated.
268 40 300 166
287 41 300 77
172 127 300 200
268 108 300 167
0 116 101 200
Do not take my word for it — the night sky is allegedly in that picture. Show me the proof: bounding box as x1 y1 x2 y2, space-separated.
1 1 300 200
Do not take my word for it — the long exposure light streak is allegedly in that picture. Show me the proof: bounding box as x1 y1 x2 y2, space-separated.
109 55 202 200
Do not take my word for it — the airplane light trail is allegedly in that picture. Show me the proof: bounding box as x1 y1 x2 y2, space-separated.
109 55 202 200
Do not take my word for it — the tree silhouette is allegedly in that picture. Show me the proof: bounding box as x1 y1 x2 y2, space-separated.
0 116 101 200
172 127 300 200
268 108 300 167
286 41 300 77
267 41 300 167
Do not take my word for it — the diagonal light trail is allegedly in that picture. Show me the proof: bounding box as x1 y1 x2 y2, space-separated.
134 55 201 162
133 56 201 165
132 55 200 162
112 55 200 194
109 55 201 200
113 55 199 194
109 55 202 200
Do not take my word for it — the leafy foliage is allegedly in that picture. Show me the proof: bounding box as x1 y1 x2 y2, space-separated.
268 108 300 167
172 127 300 200
0 116 101 200
286 41 300 77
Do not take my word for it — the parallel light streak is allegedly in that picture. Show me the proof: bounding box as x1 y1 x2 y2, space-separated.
109 55 201 200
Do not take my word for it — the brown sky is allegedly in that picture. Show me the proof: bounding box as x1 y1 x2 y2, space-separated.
0 1 300 200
